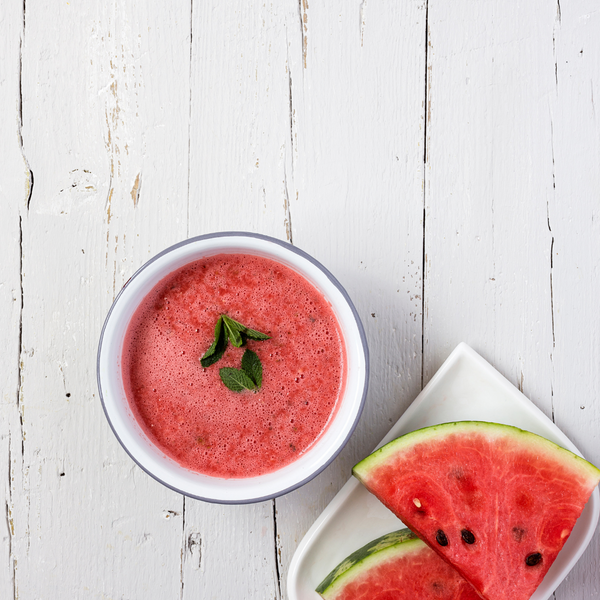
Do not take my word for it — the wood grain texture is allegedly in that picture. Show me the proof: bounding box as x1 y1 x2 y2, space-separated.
424 1 600 598
184 1 293 596
11 0 192 597
424 0 556 407
187 0 294 238
275 2 426 598
1 0 599 598
0 2 31 598
550 2 600 598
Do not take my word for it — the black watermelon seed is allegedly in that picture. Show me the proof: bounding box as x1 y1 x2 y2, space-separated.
436 530 449 546
512 527 526 542
461 529 475 544
526 553 542 566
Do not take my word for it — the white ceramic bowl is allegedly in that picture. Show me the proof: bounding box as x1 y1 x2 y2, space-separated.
97 232 369 503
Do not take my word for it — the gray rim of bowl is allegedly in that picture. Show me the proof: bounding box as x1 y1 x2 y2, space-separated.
97 231 370 504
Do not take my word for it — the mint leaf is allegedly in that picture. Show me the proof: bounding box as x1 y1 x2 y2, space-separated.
219 367 256 392
222 316 247 331
223 315 244 347
223 315 270 343
200 315 271 388
244 327 270 341
241 349 263 388
200 317 227 367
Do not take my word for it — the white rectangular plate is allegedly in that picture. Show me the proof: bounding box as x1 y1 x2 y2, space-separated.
287 343 600 600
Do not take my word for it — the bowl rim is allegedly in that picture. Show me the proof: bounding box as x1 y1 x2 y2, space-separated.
97 231 369 504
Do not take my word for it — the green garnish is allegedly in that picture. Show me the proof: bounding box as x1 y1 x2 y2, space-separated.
200 317 227 367
223 315 245 347
222 315 270 345
241 349 263 388
219 349 264 392
243 326 271 341
219 366 257 392
200 315 270 391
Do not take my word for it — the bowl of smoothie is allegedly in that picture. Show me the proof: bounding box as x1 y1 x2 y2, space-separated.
97 232 369 503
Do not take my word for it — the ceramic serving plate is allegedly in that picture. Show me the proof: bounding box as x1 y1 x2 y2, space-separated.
287 342 600 600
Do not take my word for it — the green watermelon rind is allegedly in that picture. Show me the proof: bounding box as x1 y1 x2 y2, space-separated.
315 528 421 598
352 421 600 485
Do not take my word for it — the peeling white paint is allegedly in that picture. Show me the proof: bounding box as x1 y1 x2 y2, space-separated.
1 1 600 600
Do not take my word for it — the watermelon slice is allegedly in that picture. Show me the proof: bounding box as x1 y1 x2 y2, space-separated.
353 422 600 600
316 527 481 600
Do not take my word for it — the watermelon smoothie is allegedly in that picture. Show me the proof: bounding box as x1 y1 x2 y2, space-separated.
122 253 346 478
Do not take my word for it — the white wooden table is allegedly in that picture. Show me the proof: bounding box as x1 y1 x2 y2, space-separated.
1 1 599 598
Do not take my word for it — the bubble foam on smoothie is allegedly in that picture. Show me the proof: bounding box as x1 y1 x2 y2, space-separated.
122 253 346 478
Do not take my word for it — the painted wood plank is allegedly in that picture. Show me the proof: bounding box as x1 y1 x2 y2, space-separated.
424 0 599 597
12 1 192 597
186 1 295 239
2 0 599 598
423 0 556 409
181 502 279 599
550 3 600 598
183 2 295 597
0 2 32 598
273 2 427 597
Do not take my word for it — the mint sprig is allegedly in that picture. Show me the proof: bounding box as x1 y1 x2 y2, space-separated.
200 315 270 391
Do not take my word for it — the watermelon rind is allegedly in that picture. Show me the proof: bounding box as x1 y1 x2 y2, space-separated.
315 528 418 597
353 421 600 485
316 528 426 599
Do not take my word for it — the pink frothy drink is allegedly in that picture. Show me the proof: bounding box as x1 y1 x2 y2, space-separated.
122 253 346 478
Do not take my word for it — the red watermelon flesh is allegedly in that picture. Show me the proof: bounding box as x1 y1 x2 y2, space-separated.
353 422 600 600
316 528 481 600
